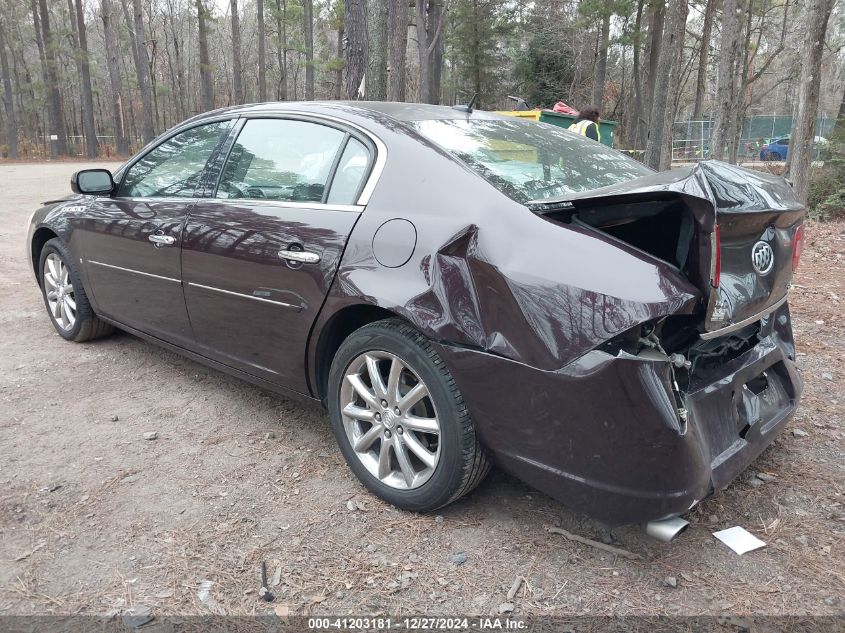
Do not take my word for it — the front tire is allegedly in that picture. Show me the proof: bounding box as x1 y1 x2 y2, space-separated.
39 238 113 342
328 318 490 512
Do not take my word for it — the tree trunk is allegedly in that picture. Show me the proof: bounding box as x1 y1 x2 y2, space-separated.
692 0 718 120
345 0 367 99
366 0 388 100
709 0 741 161
387 0 408 101
832 83 845 143
415 2 429 103
644 1 664 113
592 10 611 107
275 0 287 100
72 0 99 157
427 0 444 104
631 0 644 150
787 0 835 203
0 19 17 157
415 0 446 104
334 20 344 100
197 0 214 111
166 0 187 120
101 0 129 154
640 0 664 150
644 0 687 170
257 0 267 101
302 0 315 99
728 2 753 165
129 0 155 141
231 0 243 103
37 0 67 157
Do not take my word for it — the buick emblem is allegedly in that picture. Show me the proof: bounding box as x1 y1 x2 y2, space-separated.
751 241 774 275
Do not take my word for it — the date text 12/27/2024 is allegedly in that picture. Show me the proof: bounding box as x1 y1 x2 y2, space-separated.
307 617 527 630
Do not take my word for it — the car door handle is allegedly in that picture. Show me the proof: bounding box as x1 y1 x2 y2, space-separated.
148 234 176 247
278 249 321 264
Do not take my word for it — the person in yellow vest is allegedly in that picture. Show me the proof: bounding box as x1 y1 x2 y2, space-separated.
568 106 601 143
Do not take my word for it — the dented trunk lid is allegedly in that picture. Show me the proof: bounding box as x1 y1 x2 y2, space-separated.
529 160 806 337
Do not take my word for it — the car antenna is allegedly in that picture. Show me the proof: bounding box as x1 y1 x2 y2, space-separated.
452 93 478 114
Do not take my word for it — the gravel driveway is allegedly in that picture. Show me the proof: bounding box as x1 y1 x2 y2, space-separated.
1 161 843 618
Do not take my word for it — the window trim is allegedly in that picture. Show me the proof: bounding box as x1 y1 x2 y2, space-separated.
113 117 236 199
208 112 383 210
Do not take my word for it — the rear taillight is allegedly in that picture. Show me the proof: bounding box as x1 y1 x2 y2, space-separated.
712 225 721 288
792 223 805 271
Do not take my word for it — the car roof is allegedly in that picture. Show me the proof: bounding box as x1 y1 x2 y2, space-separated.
190 101 510 124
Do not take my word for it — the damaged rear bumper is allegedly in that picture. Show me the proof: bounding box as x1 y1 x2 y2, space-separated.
435 303 802 526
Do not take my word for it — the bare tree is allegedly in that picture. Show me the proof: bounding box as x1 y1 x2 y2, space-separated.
709 0 741 161
37 0 67 156
592 9 611 107
644 0 688 169
257 0 267 101
197 0 214 111
164 0 188 120
303 0 315 99
367 0 389 99
692 0 719 121
387 0 409 101
415 0 447 104
129 0 155 141
631 0 645 150
275 0 288 100
101 0 129 154
71 0 99 157
644 1 664 115
787 0 836 202
345 0 367 99
637 0 664 150
333 3 344 100
0 18 17 157
231 0 244 103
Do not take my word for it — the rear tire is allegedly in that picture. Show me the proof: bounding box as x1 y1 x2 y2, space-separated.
39 238 113 342
328 318 490 512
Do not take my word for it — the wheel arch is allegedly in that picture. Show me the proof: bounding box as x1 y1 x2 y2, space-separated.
311 303 408 403
31 227 60 282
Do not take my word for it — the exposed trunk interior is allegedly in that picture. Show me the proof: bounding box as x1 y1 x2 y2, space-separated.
541 193 710 303
572 198 694 271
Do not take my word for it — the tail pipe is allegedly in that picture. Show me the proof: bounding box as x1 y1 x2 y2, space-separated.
643 516 690 542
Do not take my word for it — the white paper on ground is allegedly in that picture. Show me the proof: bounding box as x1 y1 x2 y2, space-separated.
713 526 767 555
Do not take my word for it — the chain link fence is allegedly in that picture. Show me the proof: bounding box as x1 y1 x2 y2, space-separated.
670 116 836 163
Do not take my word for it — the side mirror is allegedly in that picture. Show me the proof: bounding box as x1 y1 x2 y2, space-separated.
71 169 114 195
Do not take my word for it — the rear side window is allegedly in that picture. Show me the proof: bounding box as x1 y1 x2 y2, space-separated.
413 118 652 203
217 119 346 203
327 138 370 204
120 122 230 198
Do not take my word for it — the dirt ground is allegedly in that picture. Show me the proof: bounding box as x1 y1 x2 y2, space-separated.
1 161 843 619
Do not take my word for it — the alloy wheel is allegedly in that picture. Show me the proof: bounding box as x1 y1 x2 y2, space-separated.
340 351 441 490
43 252 77 331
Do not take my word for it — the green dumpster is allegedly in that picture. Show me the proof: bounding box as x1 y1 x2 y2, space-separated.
493 109 617 147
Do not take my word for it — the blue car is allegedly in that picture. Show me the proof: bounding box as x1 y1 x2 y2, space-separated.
760 137 789 161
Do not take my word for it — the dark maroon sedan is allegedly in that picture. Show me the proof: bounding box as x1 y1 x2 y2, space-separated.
26 102 804 534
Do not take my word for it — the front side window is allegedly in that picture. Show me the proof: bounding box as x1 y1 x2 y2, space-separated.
120 122 230 198
217 119 346 203
413 118 653 203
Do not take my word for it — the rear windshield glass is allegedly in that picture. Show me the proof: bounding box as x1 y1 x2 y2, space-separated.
413 118 652 203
